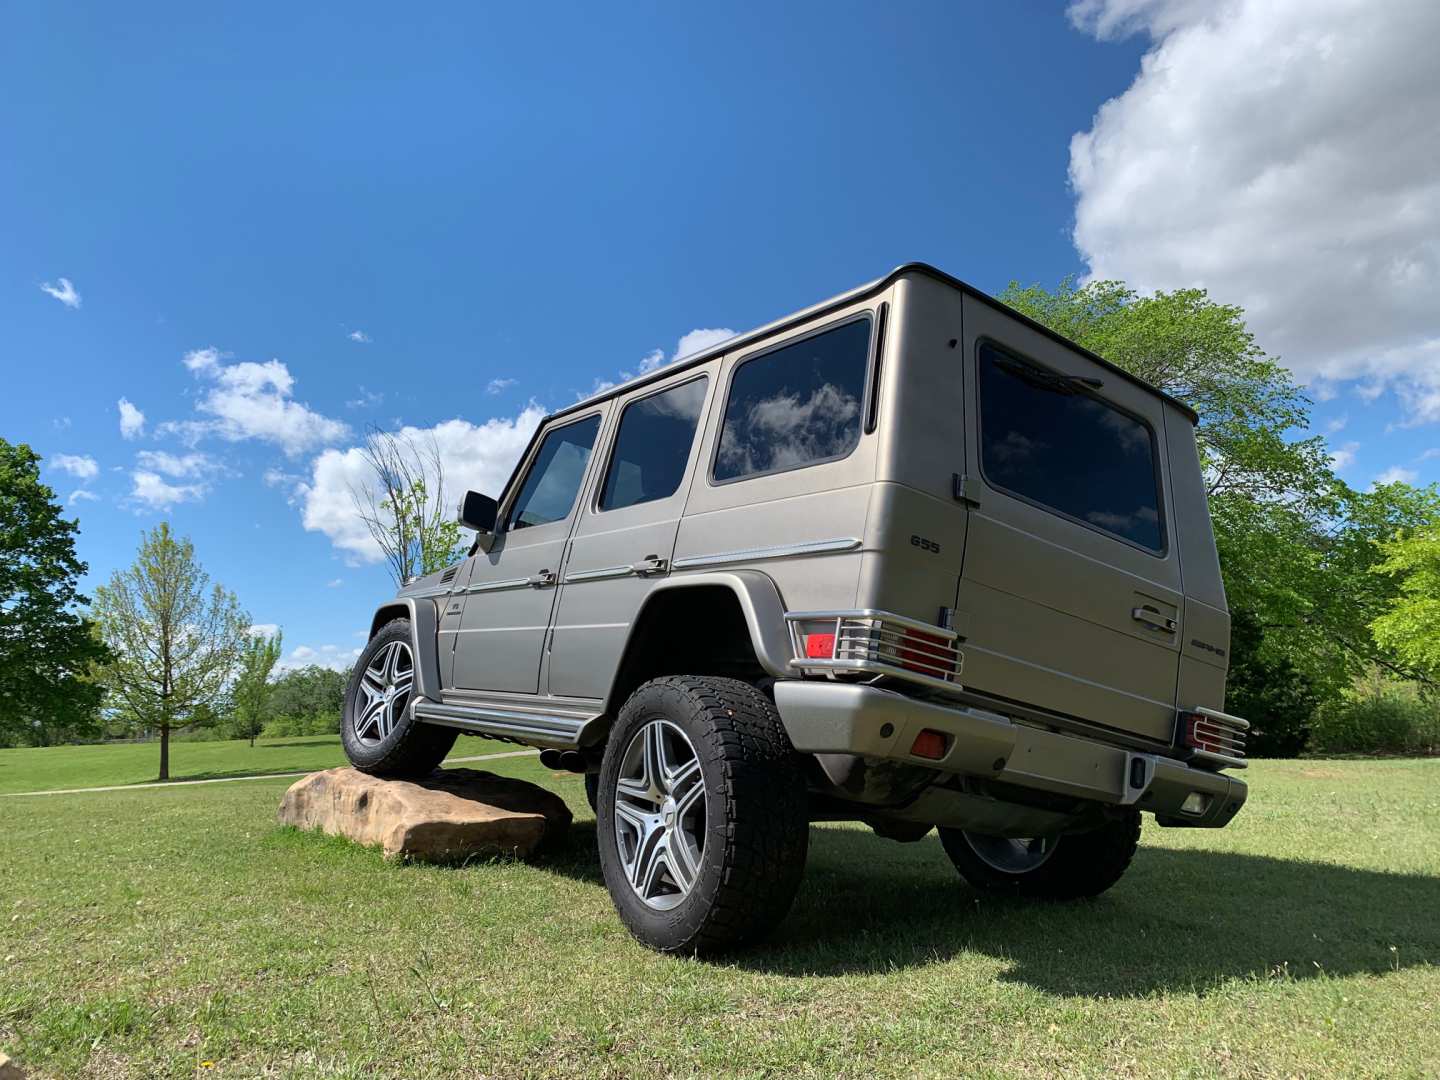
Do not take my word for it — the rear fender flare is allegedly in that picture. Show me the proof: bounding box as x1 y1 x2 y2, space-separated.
368 598 442 703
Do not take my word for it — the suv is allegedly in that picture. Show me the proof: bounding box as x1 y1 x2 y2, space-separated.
341 263 1251 954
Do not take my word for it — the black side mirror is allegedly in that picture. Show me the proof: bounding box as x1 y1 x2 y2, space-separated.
458 490 498 534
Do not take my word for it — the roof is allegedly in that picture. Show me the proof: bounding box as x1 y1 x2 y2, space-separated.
549 261 1201 426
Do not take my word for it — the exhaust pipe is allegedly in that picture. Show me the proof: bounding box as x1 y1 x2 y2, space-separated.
559 750 586 773
539 749 563 770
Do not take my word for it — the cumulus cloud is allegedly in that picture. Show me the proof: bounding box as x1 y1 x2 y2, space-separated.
69 489 100 504
1329 441 1360 471
591 326 738 398
159 347 349 455
135 450 214 478
1376 465 1419 486
129 470 205 511
277 643 361 673
52 454 98 480
673 327 735 361
39 277 81 309
299 404 546 563
248 623 281 638
118 398 146 440
1068 0 1440 423
486 377 518 395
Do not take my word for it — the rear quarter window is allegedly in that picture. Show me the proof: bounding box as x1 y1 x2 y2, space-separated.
977 341 1165 553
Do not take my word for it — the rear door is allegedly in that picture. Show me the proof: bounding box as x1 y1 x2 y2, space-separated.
547 369 714 699
956 294 1183 743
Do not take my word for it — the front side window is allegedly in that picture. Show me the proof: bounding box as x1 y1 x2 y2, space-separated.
599 377 708 511
505 414 601 530
977 342 1164 552
713 317 871 483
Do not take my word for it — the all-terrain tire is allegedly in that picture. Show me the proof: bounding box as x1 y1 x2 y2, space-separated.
938 811 1141 900
341 618 457 778
596 676 809 954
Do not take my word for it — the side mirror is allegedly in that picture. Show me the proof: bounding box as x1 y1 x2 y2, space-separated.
458 490 498 536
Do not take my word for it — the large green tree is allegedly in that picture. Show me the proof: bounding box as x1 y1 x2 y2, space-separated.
1000 278 1440 701
93 523 250 779
268 664 348 733
230 629 283 746
1370 525 1440 680
0 440 109 747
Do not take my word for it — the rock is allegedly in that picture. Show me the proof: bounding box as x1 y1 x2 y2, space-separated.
277 767 571 862
0 1053 25 1080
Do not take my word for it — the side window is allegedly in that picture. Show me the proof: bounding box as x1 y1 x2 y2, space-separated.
713 317 871 483
505 414 601 531
599 377 708 512
977 342 1164 552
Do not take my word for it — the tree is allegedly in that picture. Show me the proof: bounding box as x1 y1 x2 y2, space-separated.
349 427 464 587
92 523 250 779
1224 609 1319 757
1370 524 1440 680
0 440 109 747
231 629 282 746
267 664 348 734
1000 278 1440 698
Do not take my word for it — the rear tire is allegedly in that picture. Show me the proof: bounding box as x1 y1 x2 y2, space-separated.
341 619 457 778
938 811 1141 900
596 676 808 954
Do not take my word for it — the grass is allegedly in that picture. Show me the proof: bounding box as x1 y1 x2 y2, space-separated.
2 754 1438 1078
0 735 522 796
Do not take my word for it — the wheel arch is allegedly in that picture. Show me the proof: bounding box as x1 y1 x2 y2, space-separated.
581 571 792 748
367 597 442 702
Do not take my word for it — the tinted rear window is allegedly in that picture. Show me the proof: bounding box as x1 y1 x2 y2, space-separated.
977 342 1164 552
600 377 708 511
714 318 871 483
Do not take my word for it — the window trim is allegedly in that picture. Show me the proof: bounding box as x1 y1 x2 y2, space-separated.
974 337 1169 558
593 372 711 515
501 410 604 533
707 311 878 487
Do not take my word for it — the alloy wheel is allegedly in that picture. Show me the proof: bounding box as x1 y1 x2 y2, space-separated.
961 832 1058 874
612 718 706 910
353 640 414 746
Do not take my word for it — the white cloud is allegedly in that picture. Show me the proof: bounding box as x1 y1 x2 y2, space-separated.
673 328 735 361
486 377 518 395
299 404 546 563
129 470 205 511
53 417 71 430
347 330 371 343
590 326 738 398
1329 441 1360 471
1325 415 1349 435
135 450 214 478
326 578 343 588
52 454 98 480
248 623 281 638
1375 466 1419 486
159 347 349 456
346 387 384 410
118 398 146 440
1068 0 1440 424
69 489 100 504
277 643 360 673
39 277 81 309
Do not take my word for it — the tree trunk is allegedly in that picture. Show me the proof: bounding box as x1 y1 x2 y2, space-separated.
159 722 170 781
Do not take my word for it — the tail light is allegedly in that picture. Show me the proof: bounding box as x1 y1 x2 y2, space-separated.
1178 707 1249 769
786 610 964 693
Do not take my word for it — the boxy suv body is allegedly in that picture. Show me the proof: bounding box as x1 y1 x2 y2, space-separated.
342 263 1251 953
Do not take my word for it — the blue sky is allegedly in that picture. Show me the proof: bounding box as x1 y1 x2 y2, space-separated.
5 2 1438 670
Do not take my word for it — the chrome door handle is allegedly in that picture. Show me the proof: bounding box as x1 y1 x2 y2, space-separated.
527 570 557 588
1131 607 1177 633
630 556 669 577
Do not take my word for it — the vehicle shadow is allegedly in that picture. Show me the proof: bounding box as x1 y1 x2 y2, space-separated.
540 821 1440 996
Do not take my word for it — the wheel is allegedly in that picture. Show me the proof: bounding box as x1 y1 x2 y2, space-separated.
341 619 457 777
938 811 1141 900
595 676 809 954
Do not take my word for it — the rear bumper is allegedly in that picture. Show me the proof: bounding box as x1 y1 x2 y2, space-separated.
773 680 1247 828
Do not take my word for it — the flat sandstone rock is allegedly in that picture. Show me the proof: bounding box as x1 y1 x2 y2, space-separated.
277 767 571 861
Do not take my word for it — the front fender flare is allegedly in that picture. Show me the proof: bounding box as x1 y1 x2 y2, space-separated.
369 597 442 703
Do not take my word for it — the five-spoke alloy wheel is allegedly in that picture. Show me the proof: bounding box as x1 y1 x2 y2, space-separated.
613 719 706 910
341 618 456 777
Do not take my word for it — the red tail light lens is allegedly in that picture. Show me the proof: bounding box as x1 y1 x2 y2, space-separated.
804 632 836 659
910 729 948 760
897 630 952 679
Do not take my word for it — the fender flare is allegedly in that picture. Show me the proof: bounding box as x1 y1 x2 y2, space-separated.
600 569 793 716
368 597 442 703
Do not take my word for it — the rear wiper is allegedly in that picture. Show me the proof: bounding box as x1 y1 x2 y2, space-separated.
993 356 1103 395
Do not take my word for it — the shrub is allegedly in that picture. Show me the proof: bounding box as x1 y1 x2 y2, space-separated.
1225 609 1318 757
1310 677 1440 755
260 712 341 739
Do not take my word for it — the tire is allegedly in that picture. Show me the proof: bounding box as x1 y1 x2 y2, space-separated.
595 676 809 954
938 811 1141 901
341 618 457 778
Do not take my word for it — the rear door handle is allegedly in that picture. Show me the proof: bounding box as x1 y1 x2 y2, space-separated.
1131 606 1177 634
527 570 557 588
630 556 669 577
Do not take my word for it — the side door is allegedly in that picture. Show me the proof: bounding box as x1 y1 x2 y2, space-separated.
449 410 605 694
547 370 714 699
956 294 1184 743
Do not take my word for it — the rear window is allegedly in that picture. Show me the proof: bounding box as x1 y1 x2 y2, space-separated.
713 317 871 483
977 342 1164 552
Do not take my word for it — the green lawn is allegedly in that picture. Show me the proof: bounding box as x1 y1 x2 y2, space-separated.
3 755 1438 1078
0 735 522 796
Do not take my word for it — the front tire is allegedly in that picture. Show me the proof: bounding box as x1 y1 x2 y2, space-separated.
596 676 808 954
938 811 1141 900
341 618 457 778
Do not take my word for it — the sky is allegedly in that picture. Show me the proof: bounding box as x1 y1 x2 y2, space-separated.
4 0 1439 672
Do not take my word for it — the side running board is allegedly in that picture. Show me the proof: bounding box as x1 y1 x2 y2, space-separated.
411 698 595 748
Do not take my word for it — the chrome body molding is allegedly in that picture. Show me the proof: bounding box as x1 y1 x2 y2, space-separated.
671 536 861 571
563 564 635 584
465 576 533 594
